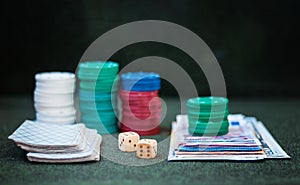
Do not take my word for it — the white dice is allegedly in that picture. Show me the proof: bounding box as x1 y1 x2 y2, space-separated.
136 139 157 159
118 132 140 152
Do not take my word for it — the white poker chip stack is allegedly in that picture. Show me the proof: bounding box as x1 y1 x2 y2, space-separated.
34 72 76 124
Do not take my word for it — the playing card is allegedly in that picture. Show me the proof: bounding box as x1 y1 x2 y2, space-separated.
8 120 102 163
8 120 86 148
27 132 102 163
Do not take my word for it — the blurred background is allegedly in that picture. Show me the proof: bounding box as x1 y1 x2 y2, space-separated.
1 0 299 97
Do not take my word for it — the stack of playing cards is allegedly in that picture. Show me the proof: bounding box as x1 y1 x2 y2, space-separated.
8 120 102 163
34 72 76 125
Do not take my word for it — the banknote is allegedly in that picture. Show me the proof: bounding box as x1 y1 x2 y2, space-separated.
168 114 290 161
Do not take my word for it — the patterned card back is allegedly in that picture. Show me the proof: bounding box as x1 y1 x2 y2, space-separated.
8 120 86 147
27 130 101 160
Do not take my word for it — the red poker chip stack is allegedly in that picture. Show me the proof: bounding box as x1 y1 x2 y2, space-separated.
119 72 162 135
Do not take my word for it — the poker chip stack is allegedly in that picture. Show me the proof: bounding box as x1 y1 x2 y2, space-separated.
119 72 162 135
77 61 119 134
186 97 229 136
34 72 76 124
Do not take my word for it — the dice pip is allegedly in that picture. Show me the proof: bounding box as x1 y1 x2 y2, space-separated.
136 139 157 159
118 132 140 152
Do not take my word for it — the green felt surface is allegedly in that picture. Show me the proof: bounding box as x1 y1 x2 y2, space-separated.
0 96 300 185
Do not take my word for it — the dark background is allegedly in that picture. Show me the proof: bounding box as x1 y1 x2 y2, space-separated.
1 2 300 184
1 0 299 97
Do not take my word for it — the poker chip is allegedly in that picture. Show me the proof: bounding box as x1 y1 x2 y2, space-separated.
79 61 119 71
189 130 229 136
79 90 116 101
81 116 117 126
186 105 228 114
122 111 162 120
37 109 76 117
188 111 229 122
79 100 117 111
78 61 119 81
187 96 229 136
35 85 75 94
34 92 74 103
35 72 75 83
120 124 160 136
121 118 161 131
81 116 118 134
77 61 119 134
79 105 115 112
187 97 229 107
121 72 159 81
188 120 229 130
80 110 117 119
188 128 229 135
79 76 119 92
34 72 76 125
119 89 159 96
36 114 76 125
120 72 161 91
121 106 162 115
119 72 162 135
86 125 119 135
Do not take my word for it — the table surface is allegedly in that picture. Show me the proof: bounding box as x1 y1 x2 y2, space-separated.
1 96 299 185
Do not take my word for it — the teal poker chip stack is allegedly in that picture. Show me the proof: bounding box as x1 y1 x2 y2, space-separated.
77 61 119 134
186 96 229 136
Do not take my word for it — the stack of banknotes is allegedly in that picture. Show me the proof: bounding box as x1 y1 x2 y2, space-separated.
168 114 290 161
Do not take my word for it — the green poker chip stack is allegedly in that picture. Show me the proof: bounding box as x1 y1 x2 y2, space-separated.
186 96 229 136
78 61 119 134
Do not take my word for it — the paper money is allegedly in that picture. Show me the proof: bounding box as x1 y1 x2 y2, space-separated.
168 114 290 161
